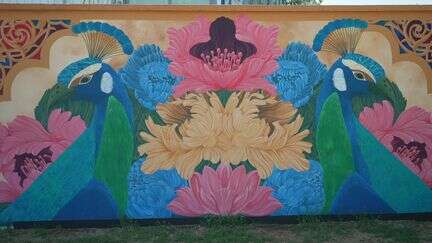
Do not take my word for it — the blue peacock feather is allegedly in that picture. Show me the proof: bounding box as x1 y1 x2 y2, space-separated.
344 53 385 82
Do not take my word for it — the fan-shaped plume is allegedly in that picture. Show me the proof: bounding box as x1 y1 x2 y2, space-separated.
72 22 134 61
312 19 368 56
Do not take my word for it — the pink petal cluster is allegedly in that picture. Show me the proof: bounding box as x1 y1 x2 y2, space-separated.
0 109 86 202
168 165 282 217
165 16 281 97
359 101 432 187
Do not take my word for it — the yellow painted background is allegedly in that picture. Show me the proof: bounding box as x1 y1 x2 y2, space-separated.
0 8 431 123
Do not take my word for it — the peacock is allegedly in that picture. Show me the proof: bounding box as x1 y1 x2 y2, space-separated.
313 19 432 214
0 22 136 223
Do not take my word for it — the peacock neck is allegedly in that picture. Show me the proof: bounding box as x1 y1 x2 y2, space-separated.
339 93 370 181
90 97 109 154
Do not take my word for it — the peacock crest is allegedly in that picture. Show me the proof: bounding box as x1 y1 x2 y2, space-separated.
72 22 134 61
312 19 368 56
313 18 385 83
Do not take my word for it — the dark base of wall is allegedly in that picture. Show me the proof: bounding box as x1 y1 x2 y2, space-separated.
12 213 432 229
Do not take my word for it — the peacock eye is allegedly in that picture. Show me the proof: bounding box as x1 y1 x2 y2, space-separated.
79 75 92 85
352 70 369 81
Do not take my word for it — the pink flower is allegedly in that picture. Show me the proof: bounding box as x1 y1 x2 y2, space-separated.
0 109 86 202
359 101 432 187
0 172 34 203
168 165 282 217
165 16 281 97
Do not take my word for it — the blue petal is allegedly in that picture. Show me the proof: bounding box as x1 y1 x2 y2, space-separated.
264 160 325 215
119 44 182 110
268 42 326 107
126 158 187 219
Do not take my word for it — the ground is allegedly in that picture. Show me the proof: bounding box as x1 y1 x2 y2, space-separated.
1 217 431 242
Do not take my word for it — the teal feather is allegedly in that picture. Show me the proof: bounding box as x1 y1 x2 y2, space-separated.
354 119 432 213
0 126 96 224
57 58 100 86
344 53 386 82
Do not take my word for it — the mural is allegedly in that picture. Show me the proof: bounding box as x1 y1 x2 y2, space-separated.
0 13 431 224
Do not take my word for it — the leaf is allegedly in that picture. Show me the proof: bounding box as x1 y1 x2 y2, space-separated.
94 96 134 217
373 78 407 119
352 78 407 121
127 89 165 161
316 93 355 213
298 83 321 161
216 90 233 107
34 84 95 128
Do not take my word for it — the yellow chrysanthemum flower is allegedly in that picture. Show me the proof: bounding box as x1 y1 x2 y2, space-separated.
139 91 312 179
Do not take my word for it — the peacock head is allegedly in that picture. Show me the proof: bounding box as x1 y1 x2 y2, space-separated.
313 19 385 97
57 22 133 103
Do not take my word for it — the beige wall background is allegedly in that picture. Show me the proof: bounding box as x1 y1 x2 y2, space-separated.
0 18 431 123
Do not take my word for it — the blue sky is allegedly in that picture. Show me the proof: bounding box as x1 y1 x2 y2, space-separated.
322 0 432 4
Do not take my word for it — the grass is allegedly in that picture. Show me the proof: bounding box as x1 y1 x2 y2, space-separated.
0 217 431 242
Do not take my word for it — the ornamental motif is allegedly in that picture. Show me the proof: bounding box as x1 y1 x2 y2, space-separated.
374 20 432 68
0 19 71 96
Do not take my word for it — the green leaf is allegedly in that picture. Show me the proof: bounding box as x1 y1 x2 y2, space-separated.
216 90 233 106
316 93 355 213
127 89 164 161
298 84 321 161
373 78 407 120
94 97 134 217
352 78 407 121
34 84 95 128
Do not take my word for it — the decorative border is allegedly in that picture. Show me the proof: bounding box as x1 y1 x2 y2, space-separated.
0 19 71 99
374 20 432 69
369 21 432 93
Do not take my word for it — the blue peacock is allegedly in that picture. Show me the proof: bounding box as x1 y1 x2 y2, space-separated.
0 22 138 222
0 21 186 223
312 19 432 214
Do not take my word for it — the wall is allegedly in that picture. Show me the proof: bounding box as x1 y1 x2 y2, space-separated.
0 4 431 223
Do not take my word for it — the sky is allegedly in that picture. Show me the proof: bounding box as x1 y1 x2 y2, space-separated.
322 0 432 4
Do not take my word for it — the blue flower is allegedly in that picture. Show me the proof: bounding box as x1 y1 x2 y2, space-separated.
264 160 324 216
126 158 187 219
120 44 181 110
268 42 326 107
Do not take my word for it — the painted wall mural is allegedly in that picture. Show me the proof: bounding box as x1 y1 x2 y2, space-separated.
0 9 432 224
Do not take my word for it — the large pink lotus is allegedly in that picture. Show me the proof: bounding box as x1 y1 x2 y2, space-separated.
359 101 432 187
168 165 282 217
0 109 86 202
165 16 281 97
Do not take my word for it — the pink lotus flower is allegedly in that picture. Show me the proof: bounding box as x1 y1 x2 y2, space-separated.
359 101 432 187
168 165 282 217
0 109 86 202
165 16 281 97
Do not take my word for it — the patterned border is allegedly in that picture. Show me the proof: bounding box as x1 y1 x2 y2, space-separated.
374 20 432 69
0 19 71 97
